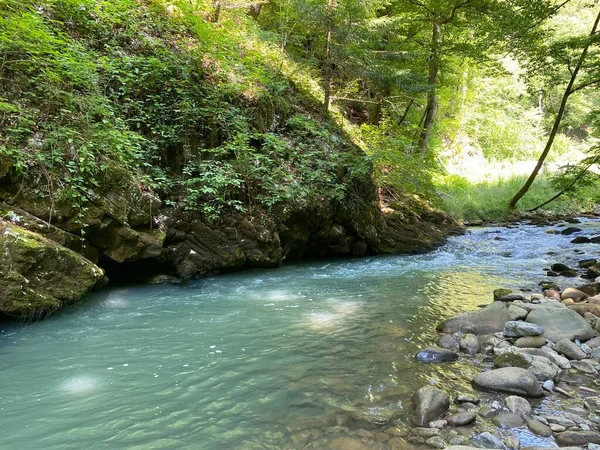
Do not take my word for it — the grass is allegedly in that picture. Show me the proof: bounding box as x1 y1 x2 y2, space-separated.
436 174 600 222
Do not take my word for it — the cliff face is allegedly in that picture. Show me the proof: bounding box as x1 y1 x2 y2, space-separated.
0 0 463 320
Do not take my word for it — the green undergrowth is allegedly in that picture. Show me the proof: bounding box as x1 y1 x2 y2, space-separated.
437 174 600 222
0 0 373 224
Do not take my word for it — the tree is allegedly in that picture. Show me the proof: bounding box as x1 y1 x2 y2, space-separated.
508 5 600 212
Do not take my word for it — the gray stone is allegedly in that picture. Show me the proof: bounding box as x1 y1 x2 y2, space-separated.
549 423 566 432
460 334 481 355
587 336 600 348
528 355 560 381
553 339 587 360
505 395 532 418
555 431 600 446
426 436 446 449
472 367 543 397
411 386 450 426
592 347 600 360
456 394 480 404
416 346 460 363
515 336 547 348
508 304 529 321
526 307 595 342
471 432 503 449
504 321 544 337
437 334 460 350
527 419 553 437
503 433 519 449
440 302 511 336
540 346 572 369
446 412 476 426
571 360 598 374
542 380 554 391
412 428 441 438
492 413 524 429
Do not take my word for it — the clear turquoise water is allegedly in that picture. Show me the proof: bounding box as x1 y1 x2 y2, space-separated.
1 223 599 449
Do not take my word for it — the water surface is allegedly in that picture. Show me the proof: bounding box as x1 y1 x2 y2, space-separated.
1 222 599 449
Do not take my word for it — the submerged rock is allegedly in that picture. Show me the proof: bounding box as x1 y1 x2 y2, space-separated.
472 367 543 397
415 346 459 363
471 432 503 449
439 302 511 336
411 386 450 427
460 334 480 354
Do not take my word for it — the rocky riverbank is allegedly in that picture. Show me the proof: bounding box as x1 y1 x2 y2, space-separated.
408 224 600 450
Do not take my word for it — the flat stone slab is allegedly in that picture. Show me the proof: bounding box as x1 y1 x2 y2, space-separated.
504 321 544 337
439 302 511 335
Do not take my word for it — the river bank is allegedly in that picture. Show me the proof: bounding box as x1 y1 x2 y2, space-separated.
408 218 600 450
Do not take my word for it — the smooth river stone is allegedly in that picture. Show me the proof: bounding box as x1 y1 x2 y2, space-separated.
508 304 528 321
553 339 587 360
472 367 543 397
505 395 532 418
503 321 544 337
561 287 588 301
446 412 476 426
555 430 600 446
416 346 459 363
526 419 553 437
492 413 524 429
439 302 511 336
526 307 595 342
459 334 480 355
515 336 546 348
411 386 450 426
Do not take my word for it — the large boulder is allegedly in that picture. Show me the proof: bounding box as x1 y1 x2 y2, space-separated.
439 302 511 335
0 220 105 319
526 306 595 342
411 386 450 426
472 367 543 397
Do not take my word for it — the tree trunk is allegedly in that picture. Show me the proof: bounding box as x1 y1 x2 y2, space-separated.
323 0 335 113
508 8 600 212
209 0 221 22
418 20 441 158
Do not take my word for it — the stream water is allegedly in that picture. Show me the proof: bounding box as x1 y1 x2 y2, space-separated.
2 221 600 450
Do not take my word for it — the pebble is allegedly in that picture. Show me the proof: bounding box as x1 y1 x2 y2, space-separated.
428 420 446 429
455 394 480 404
425 436 445 449
446 412 476 427
542 380 554 391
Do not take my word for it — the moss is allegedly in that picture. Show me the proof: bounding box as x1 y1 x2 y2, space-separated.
493 352 530 369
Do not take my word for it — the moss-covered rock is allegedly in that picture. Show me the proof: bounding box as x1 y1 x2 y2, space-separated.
0 220 105 319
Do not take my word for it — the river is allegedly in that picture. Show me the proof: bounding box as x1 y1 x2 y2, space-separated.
1 221 599 449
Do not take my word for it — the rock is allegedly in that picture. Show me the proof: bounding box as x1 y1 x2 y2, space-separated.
503 433 520 449
505 395 532 418
496 294 525 302
429 420 447 429
492 413 524 428
472 367 543 397
446 412 476 426
567 303 600 318
479 335 503 355
587 336 600 348
555 431 600 446
589 265 600 279
560 269 578 277
416 346 460 363
439 302 511 336
572 236 591 243
515 336 546 348
526 307 595 342
542 380 554 391
494 288 512 300
540 346 572 369
460 334 480 355
503 321 544 337
411 386 450 427
437 334 460 350
426 436 446 449
526 419 553 437
579 259 597 268
471 432 503 449
561 288 588 302
561 227 582 235
571 360 598 374
528 355 560 381
412 428 441 438
585 312 600 333
0 220 105 319
549 423 566 432
553 339 587 360
592 347 600 360
329 437 369 450
493 352 530 369
552 263 572 271
508 304 529 321
456 394 480 404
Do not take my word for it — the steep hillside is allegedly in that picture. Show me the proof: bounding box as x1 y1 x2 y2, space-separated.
0 0 461 320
